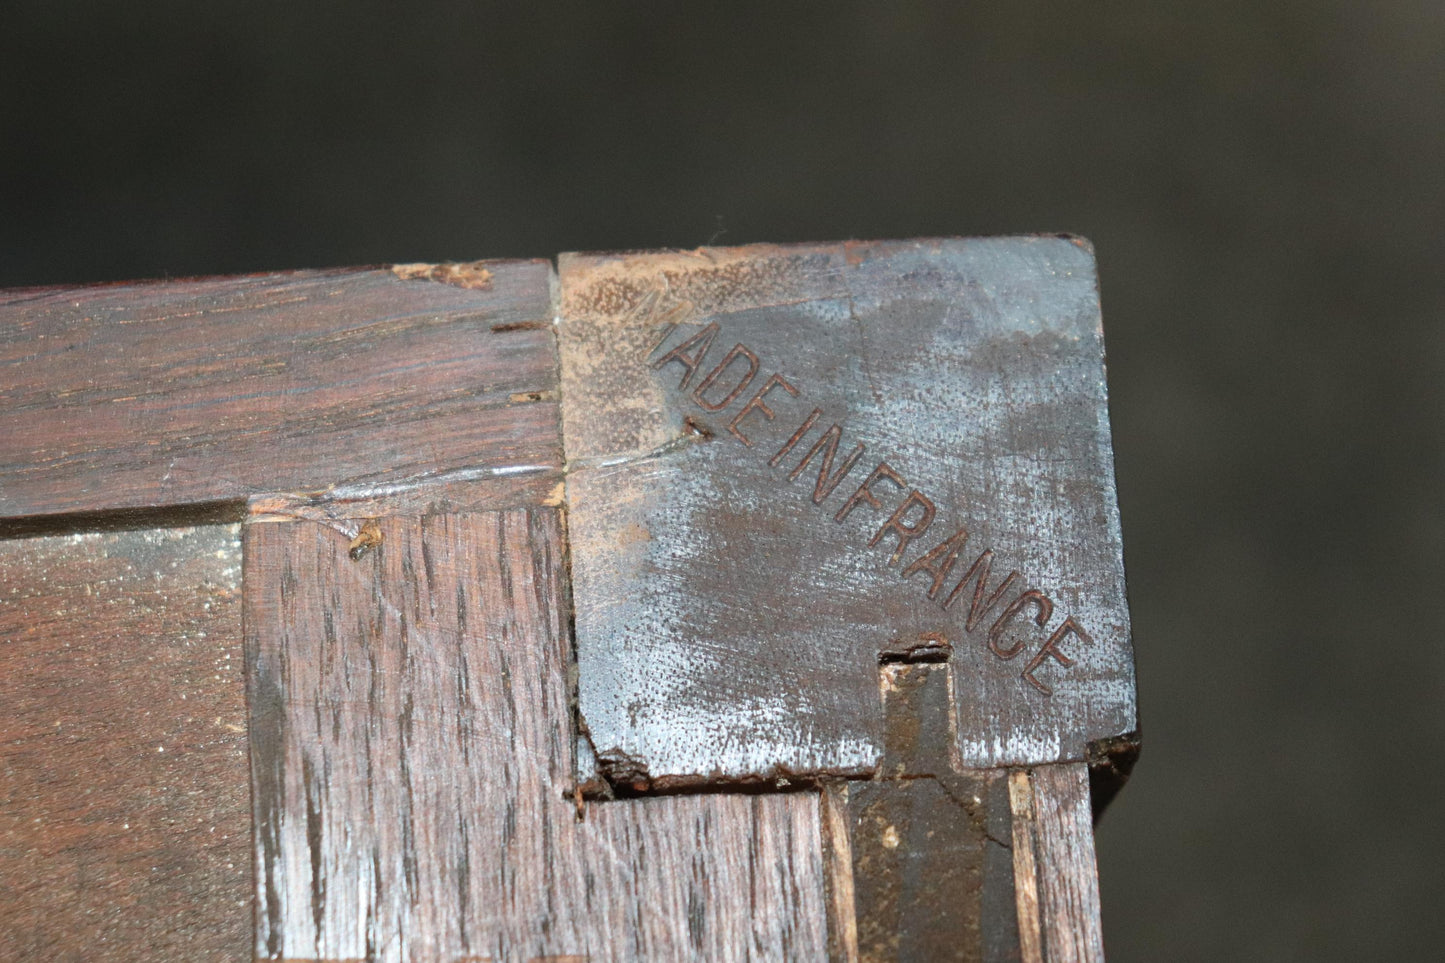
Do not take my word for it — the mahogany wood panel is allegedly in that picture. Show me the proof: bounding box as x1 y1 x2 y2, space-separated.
0 261 558 522
0 525 250 962
245 503 828 962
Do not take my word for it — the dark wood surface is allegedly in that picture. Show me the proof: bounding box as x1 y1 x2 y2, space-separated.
0 525 250 962
245 500 828 961
820 658 1042 963
846 662 993 962
556 241 1136 789
0 246 1125 960
0 261 558 521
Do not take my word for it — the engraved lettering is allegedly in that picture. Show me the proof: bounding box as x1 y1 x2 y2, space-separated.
642 297 696 356
901 526 970 600
640 318 1099 696
869 489 937 565
943 550 1022 634
770 408 822 467
692 342 761 412
645 321 679 357
727 373 798 446
1022 617 1088 695
788 425 867 505
835 461 906 523
650 322 720 390
986 590 1053 660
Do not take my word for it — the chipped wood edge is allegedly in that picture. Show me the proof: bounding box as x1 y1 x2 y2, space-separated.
391 259 494 289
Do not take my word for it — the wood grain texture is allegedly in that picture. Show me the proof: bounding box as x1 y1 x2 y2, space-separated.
1031 765 1105 963
848 663 987 963
245 504 828 962
1007 773 1045 963
819 784 859 963
0 243 1118 960
1008 764 1104 963
824 660 1028 963
0 261 558 521
0 525 250 962
557 239 1136 787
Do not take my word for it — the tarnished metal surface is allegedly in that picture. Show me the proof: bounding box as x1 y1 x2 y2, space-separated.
558 238 1136 785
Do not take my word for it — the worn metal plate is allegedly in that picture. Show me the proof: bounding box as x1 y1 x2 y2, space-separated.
558 238 1135 786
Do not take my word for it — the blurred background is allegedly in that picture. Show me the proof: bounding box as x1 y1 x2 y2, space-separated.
2 3 1440 958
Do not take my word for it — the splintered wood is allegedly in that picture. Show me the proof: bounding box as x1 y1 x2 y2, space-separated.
244 506 828 961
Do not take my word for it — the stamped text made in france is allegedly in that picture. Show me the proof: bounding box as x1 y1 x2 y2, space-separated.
648 320 1093 696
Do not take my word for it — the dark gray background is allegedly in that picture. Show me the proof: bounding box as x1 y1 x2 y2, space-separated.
3 3 1439 959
